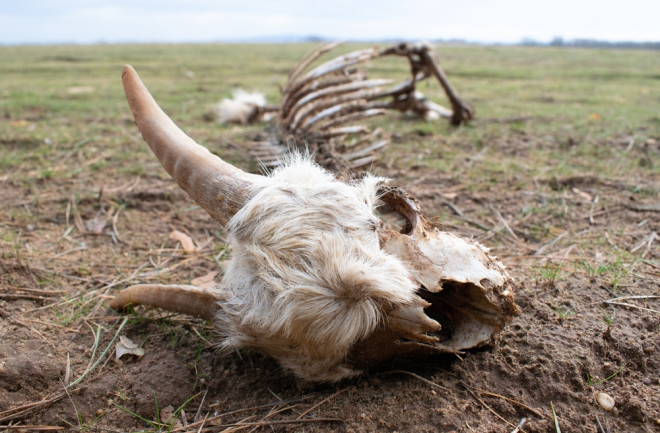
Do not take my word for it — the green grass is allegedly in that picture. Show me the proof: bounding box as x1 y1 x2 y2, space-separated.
1 44 658 188
535 262 563 283
64 385 105 433
586 364 625 387
601 306 616 325
551 401 562 433
549 303 574 320
579 256 637 290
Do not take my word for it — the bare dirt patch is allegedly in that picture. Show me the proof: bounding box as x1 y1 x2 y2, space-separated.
2 127 658 432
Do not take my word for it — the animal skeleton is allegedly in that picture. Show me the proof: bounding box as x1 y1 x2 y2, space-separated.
225 42 475 175
111 55 517 381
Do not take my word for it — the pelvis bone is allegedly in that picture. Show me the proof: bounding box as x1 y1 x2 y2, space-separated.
111 65 518 382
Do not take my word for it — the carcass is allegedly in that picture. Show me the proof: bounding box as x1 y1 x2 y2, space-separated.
232 41 475 175
111 61 517 382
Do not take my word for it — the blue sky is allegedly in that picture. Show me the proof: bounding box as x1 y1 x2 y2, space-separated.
1 0 658 45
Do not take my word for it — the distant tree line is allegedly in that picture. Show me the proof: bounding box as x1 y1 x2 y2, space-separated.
523 37 660 50
298 35 660 50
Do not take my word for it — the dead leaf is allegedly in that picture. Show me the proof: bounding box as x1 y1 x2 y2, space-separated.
191 271 219 289
86 214 108 234
571 187 593 201
159 405 182 428
169 230 197 252
116 336 145 360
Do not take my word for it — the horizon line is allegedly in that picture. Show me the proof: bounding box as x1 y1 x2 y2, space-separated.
2 35 660 48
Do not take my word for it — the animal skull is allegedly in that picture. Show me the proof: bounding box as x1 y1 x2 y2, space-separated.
111 65 518 381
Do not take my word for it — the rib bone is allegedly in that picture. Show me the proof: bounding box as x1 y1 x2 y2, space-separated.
271 42 475 175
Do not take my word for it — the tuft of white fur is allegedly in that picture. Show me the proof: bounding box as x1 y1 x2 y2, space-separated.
216 89 267 125
216 154 419 381
232 88 267 107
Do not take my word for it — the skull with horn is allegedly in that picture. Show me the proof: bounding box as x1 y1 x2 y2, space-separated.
112 65 518 382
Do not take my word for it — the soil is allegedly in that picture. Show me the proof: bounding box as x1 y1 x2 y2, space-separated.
1 127 659 432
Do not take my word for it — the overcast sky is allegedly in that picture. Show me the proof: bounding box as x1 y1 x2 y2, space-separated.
1 0 658 45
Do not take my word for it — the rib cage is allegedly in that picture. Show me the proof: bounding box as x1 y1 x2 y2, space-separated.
249 42 474 177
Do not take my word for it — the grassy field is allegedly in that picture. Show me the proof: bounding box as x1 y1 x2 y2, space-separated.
1 43 659 432
1 43 657 208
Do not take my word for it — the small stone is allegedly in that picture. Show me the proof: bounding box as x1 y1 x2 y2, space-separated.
596 392 615 411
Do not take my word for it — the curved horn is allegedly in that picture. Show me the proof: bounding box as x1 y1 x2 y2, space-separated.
122 65 262 226
109 284 223 322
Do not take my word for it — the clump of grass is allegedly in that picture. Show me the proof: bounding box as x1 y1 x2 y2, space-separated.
581 259 611 281
549 303 574 320
535 262 563 283
52 295 96 327
581 257 635 291
608 259 634 291
600 306 616 325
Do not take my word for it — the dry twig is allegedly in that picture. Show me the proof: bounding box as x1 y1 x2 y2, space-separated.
173 395 320 432
602 300 660 314
0 386 86 424
461 382 546 420
510 417 528 433
295 387 350 420
460 381 518 430
382 370 450 392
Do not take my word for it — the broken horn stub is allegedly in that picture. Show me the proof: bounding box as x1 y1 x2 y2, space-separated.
351 187 519 368
121 65 264 226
